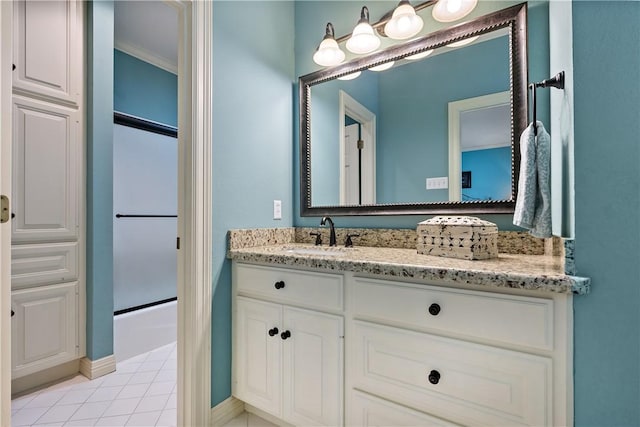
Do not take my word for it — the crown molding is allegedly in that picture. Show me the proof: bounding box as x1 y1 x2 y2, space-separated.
114 40 177 75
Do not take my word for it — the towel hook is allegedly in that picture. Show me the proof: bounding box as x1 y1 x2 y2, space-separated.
529 71 566 137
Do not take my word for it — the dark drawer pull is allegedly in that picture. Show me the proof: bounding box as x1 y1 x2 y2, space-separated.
268 327 279 337
428 303 441 316
281 330 291 340
274 281 285 290
11 309 14 317
428 370 441 385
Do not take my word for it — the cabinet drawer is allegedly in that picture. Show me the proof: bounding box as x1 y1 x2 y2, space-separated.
235 263 343 311
352 321 551 426
12 282 78 379
349 390 459 427
12 242 78 289
352 277 553 351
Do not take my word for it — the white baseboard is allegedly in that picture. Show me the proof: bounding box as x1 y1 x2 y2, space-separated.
79 354 116 380
11 359 80 397
210 397 245 426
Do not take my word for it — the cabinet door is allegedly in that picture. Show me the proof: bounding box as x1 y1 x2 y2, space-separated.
12 96 79 243
282 307 344 426
234 297 282 417
11 282 78 379
13 0 82 105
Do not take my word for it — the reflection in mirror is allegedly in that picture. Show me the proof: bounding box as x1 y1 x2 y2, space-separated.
300 3 528 216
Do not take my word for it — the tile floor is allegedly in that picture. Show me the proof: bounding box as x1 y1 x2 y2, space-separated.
11 342 177 427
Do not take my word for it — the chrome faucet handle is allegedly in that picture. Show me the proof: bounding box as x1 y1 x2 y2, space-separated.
345 233 360 247
309 231 322 246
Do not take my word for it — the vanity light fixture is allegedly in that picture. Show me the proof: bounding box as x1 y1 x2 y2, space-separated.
346 6 381 54
384 1 424 40
369 61 395 71
446 35 479 48
406 49 434 60
313 23 346 66
432 0 478 23
337 71 362 80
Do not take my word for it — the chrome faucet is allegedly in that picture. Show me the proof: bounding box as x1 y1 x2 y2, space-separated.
320 216 336 246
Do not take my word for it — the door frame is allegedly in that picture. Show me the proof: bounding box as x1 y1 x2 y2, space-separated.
172 1 213 426
0 1 213 425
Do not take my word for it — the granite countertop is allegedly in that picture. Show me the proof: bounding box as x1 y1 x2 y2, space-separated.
228 243 590 295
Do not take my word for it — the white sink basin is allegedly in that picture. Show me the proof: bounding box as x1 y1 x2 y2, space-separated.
284 247 349 257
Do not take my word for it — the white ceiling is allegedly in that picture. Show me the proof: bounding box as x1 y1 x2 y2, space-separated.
114 1 178 74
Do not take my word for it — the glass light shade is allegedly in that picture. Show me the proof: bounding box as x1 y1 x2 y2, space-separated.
446 35 479 48
346 22 381 54
337 71 362 81
432 0 478 22
406 49 433 60
313 38 345 66
384 2 424 40
370 61 395 72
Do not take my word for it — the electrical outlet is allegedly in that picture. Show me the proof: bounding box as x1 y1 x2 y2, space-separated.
273 200 282 220
426 177 449 190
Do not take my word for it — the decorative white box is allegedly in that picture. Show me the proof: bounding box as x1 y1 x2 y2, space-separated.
417 216 498 260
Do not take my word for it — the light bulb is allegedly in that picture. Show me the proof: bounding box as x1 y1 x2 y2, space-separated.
313 23 345 67
406 50 433 60
446 35 478 48
370 61 395 72
338 71 362 81
346 7 380 54
384 1 424 40
432 0 478 23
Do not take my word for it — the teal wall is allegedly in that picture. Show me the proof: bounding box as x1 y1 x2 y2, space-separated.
86 1 114 360
211 1 295 406
294 1 548 230
113 50 177 127
572 2 640 425
461 147 511 201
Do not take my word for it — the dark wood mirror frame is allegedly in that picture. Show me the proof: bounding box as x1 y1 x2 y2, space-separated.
299 3 528 216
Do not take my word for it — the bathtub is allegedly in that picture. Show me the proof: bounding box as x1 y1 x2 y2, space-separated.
113 300 177 362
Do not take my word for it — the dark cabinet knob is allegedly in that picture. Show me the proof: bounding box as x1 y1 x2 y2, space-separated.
11 309 14 317
274 281 285 290
428 303 441 316
268 327 279 337
281 330 291 340
428 370 441 385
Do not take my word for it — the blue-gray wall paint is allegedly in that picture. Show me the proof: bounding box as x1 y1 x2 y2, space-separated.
113 50 177 127
461 147 511 201
573 2 640 425
211 1 295 406
86 1 114 360
293 1 548 230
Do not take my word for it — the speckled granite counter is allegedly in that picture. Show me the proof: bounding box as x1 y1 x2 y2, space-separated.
228 243 590 295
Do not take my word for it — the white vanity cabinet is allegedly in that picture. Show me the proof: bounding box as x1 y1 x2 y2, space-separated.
10 0 85 381
232 263 344 426
346 276 572 427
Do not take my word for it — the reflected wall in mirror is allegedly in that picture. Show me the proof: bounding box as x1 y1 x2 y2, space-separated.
300 3 528 216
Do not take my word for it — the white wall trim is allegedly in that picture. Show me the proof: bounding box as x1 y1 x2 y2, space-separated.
0 2 12 425
173 1 212 426
114 43 178 75
210 397 245 426
79 355 116 380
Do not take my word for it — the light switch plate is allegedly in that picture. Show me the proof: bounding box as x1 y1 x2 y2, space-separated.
426 177 449 190
273 200 282 220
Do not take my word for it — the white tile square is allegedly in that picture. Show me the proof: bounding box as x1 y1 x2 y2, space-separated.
155 408 177 427
121 353 148 365
125 410 161 426
12 394 37 411
69 401 110 421
144 381 174 397
94 415 130 426
118 383 150 399
163 394 176 410
58 389 95 405
12 406 49 426
145 349 171 362
128 371 157 385
71 377 105 391
32 423 65 427
134 395 169 413
160 359 176 371
64 418 99 426
101 373 134 387
153 370 176 383
138 360 164 372
24 391 66 408
38 403 82 423
86 386 124 403
115 362 142 374
102 397 141 417
221 412 247 427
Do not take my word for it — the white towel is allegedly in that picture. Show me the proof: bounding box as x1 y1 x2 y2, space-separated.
513 121 552 238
